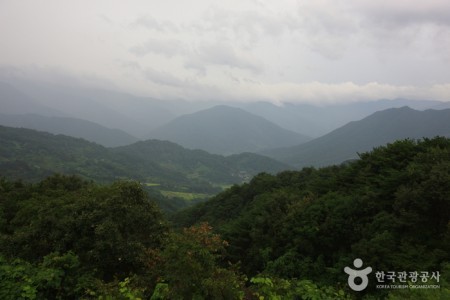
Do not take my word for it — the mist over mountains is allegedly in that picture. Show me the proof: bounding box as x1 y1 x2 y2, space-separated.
1 76 448 144
0 113 139 147
0 81 63 116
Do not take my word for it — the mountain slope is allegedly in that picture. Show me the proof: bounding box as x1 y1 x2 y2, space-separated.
0 125 130 183
0 125 289 193
0 113 139 147
113 140 290 186
148 105 311 155
263 107 450 167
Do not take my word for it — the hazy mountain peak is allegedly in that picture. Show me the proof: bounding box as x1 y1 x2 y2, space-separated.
148 105 311 155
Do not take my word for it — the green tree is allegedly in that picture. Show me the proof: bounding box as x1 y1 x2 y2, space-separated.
0 252 95 300
1 175 168 280
159 223 245 299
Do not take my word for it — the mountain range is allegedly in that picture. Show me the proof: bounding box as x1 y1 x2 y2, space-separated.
263 107 450 167
1 74 449 141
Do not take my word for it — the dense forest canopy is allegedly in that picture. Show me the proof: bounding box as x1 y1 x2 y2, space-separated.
174 138 450 287
0 137 449 299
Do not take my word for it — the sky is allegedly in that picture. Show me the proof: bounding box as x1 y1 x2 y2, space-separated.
1 0 450 104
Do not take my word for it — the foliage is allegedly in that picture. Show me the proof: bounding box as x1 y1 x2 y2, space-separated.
249 276 350 300
157 223 245 299
89 276 148 300
0 174 168 280
174 137 450 296
0 252 95 300
1 137 449 299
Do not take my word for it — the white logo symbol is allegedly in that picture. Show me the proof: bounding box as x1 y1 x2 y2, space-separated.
344 258 372 291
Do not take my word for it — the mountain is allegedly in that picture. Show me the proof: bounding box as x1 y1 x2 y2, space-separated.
0 125 289 205
0 113 139 147
0 81 63 116
240 99 444 137
263 107 450 168
148 105 311 155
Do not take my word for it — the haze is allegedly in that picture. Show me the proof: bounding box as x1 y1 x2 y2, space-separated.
1 0 449 105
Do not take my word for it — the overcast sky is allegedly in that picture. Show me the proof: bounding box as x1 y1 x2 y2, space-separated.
1 0 450 104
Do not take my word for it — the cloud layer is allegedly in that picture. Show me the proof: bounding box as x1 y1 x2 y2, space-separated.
0 0 449 104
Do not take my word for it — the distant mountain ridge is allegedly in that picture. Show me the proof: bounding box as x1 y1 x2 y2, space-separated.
240 99 444 137
0 81 64 116
0 79 175 137
263 107 450 167
2 75 450 140
0 113 139 147
148 105 312 155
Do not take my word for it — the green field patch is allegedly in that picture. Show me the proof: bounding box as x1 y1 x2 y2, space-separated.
217 184 233 190
160 190 210 201
145 182 161 187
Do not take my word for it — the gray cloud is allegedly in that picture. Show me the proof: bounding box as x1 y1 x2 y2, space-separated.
354 1 450 27
130 38 186 57
132 15 179 33
142 68 185 87
200 8 290 45
1 0 449 105
187 43 263 74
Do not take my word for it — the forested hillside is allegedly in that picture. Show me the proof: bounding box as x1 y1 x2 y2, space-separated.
0 125 289 212
1 137 449 299
174 137 450 298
